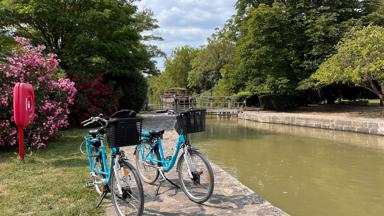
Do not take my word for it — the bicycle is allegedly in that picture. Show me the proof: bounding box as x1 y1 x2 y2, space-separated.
135 109 214 204
80 111 144 216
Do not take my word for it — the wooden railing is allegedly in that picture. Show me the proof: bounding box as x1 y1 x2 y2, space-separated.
151 95 246 111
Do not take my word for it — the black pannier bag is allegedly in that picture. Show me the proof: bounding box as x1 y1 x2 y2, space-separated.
107 110 142 147
175 109 206 134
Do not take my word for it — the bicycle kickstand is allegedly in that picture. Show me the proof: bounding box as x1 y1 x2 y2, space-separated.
155 169 180 196
96 186 110 208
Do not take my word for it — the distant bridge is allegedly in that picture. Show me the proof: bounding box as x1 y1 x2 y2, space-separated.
152 95 245 116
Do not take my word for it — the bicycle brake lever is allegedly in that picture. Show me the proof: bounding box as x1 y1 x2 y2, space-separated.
84 120 93 127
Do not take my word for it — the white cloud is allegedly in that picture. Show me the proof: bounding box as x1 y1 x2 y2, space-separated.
136 0 236 70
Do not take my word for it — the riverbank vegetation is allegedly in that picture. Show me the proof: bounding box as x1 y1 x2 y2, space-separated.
149 0 384 110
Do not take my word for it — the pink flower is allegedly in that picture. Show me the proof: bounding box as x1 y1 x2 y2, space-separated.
0 36 77 147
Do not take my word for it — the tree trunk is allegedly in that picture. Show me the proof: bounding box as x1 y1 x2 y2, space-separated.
380 83 384 106
367 76 384 106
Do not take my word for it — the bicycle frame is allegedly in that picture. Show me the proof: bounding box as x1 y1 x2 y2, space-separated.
138 129 186 172
84 134 119 185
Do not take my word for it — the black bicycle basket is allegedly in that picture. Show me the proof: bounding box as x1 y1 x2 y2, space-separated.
107 117 142 147
175 109 206 134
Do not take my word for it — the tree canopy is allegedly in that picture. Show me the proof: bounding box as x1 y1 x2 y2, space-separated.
147 0 384 108
188 36 235 94
148 46 197 101
0 0 162 112
0 0 160 75
231 0 380 96
313 25 384 103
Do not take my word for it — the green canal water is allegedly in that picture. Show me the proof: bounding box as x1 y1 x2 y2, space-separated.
191 117 384 216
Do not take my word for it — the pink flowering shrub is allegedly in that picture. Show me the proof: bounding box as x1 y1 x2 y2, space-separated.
0 37 76 147
68 73 121 126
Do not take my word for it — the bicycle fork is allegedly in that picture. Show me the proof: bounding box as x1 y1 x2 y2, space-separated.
113 157 124 196
96 156 124 209
183 146 196 179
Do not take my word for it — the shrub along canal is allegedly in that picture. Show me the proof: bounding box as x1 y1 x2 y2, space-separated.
191 117 384 216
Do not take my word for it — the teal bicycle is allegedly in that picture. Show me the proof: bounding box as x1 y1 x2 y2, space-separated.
135 109 214 203
81 111 144 216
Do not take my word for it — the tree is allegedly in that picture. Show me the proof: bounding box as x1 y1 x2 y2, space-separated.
188 36 235 94
235 3 296 95
159 46 198 89
313 25 384 105
363 0 384 26
233 0 380 97
148 46 198 103
0 0 162 113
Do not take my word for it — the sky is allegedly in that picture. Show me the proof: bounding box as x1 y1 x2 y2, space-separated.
136 0 236 71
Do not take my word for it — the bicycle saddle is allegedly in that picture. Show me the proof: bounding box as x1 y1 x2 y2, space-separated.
149 128 164 136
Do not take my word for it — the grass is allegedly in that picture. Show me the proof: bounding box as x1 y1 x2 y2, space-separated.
0 129 105 216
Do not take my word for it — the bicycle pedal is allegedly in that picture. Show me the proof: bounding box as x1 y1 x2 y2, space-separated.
85 181 94 188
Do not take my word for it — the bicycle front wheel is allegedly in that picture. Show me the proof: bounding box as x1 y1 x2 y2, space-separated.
111 160 144 216
177 149 214 203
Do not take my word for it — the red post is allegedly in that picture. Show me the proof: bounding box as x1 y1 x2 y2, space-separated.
13 83 35 161
18 126 24 160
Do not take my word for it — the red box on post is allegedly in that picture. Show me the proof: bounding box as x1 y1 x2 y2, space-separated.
13 83 35 160
13 83 35 127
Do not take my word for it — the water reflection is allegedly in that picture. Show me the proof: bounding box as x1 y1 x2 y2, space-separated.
192 117 384 216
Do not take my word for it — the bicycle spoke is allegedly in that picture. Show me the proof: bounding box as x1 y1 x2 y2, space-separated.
111 160 144 216
116 194 138 210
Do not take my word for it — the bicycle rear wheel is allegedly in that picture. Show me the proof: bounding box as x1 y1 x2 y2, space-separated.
111 160 144 216
177 149 214 204
135 141 160 184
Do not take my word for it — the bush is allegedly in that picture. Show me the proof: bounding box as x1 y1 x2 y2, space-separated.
246 94 260 107
259 95 301 110
259 95 274 110
0 37 76 147
69 74 121 126
69 68 147 126
233 91 260 107
115 74 148 112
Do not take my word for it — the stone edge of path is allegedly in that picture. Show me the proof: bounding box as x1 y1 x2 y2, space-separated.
208 161 288 216
239 111 384 135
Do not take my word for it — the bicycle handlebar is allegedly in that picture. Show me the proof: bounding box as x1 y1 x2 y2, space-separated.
81 116 108 127
81 117 93 125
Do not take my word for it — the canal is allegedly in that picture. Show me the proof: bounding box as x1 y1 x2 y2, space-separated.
191 117 384 216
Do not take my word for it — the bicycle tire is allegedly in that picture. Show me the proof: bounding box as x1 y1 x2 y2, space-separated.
177 149 214 204
135 141 160 184
111 160 144 216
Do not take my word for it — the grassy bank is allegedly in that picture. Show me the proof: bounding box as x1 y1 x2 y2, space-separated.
0 129 105 216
